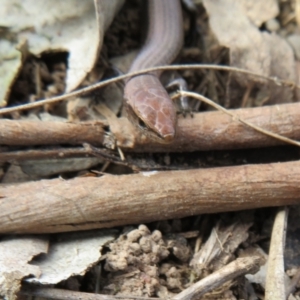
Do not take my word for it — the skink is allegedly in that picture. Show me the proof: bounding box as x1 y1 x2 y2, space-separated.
124 0 183 142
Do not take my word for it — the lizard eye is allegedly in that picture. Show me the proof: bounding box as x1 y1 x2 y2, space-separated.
138 118 148 130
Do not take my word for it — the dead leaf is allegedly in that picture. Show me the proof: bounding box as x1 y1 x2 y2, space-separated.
0 236 48 300
1 165 37 184
296 0 300 28
20 157 103 177
26 230 116 285
239 0 279 27
240 246 268 288
191 218 252 273
203 0 297 106
0 39 22 107
0 0 124 105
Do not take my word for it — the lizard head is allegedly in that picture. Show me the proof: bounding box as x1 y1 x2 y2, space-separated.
124 75 176 143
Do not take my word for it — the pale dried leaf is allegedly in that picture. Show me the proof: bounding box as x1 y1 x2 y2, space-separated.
37 112 68 122
296 0 300 28
100 83 124 115
203 0 271 80
266 33 297 102
191 219 252 273
203 0 297 105
27 230 116 284
67 97 97 122
0 236 48 300
1 164 38 184
289 294 298 300
242 247 268 287
0 0 124 102
287 34 300 60
68 84 123 122
20 157 103 177
244 246 291 291
110 50 139 75
265 18 280 32
0 40 22 107
240 0 279 27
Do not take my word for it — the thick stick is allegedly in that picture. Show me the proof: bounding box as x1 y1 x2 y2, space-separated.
1 102 300 151
1 160 300 234
146 102 300 152
0 120 105 146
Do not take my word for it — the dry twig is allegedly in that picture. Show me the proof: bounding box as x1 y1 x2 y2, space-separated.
173 256 261 300
0 120 105 146
265 207 288 300
1 160 300 233
177 91 300 148
1 101 300 152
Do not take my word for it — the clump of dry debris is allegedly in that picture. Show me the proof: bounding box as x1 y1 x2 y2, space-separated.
102 224 192 297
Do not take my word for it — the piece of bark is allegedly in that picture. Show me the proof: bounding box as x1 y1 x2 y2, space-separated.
1 102 300 152
1 160 300 234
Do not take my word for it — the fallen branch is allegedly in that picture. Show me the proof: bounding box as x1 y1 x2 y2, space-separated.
1 160 300 233
177 91 300 148
1 102 300 152
0 120 105 146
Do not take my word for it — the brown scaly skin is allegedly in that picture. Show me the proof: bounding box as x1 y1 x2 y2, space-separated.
124 0 183 143
124 75 176 142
